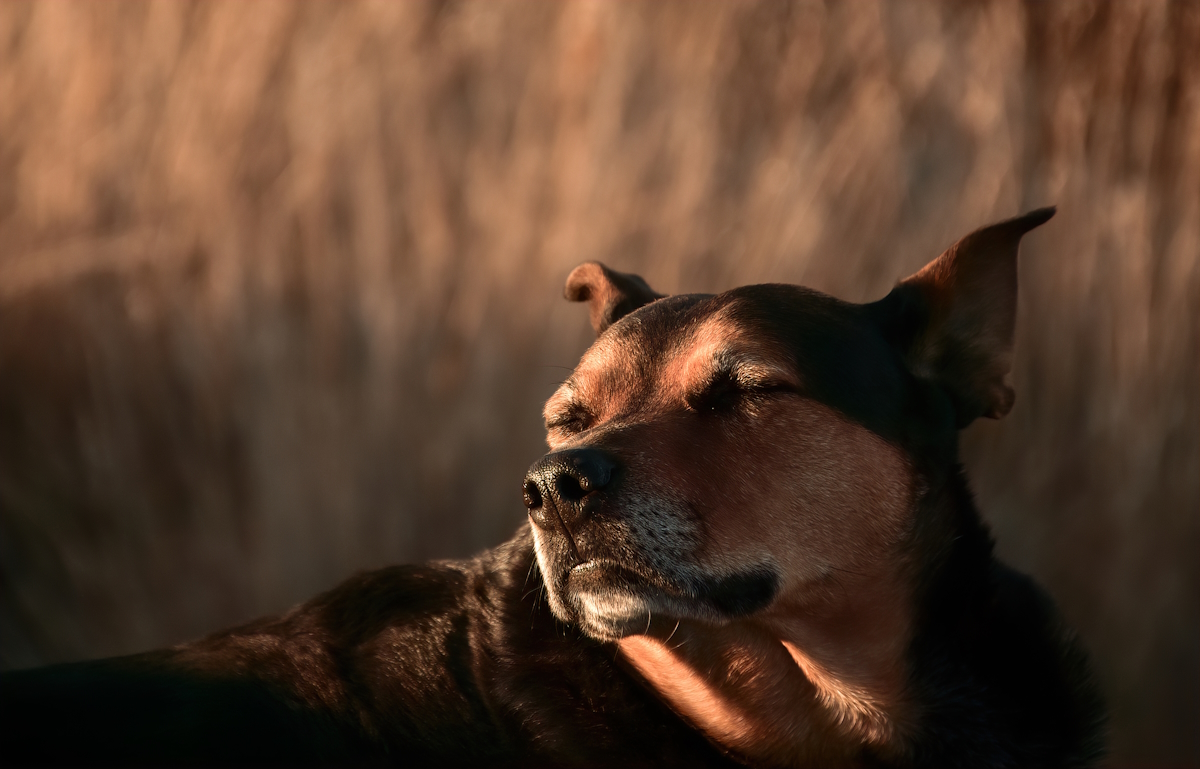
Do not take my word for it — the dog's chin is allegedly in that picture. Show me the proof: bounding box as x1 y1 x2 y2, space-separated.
560 561 664 641
568 588 656 641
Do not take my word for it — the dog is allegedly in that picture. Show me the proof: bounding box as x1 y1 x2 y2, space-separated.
0 208 1103 767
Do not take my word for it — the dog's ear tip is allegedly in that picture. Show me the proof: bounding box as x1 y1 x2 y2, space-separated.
1003 205 1056 236
947 206 1056 263
563 262 607 302
561 262 664 336
1024 205 1056 225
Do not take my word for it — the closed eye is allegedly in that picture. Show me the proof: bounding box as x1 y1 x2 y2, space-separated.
546 406 593 434
686 371 742 413
686 370 795 414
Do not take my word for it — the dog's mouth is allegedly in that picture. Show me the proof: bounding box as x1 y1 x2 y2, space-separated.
525 478 779 640
567 555 652 599
549 554 779 641
569 558 643 587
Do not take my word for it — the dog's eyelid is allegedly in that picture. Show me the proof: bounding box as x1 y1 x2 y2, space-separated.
545 403 593 432
727 363 797 391
685 371 742 412
743 376 799 394
684 367 798 413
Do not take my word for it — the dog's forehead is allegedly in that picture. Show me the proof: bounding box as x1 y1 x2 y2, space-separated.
559 285 914 439
569 293 769 392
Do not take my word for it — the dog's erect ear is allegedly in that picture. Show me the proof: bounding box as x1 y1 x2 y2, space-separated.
869 207 1055 428
564 262 666 335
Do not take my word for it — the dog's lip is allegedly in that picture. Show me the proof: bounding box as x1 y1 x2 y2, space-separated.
568 559 778 617
570 558 623 575
568 558 646 586
568 558 672 595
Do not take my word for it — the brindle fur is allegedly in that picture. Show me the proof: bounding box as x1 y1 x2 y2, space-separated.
0 209 1103 767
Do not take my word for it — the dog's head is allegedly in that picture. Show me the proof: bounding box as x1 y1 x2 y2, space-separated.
524 209 1054 642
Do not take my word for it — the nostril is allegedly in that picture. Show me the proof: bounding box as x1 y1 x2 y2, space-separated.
555 473 586 503
524 448 617 525
522 480 542 510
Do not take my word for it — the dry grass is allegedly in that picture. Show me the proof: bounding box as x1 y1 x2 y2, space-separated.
0 1 1195 762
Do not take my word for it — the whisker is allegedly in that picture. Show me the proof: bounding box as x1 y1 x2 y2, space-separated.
522 558 537 590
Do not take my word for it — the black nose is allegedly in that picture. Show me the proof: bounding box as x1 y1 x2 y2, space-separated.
523 448 616 531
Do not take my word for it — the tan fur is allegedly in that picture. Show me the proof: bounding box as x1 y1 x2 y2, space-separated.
543 310 919 764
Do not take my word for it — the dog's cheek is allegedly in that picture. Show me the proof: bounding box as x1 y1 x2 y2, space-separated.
710 403 915 594
637 400 916 600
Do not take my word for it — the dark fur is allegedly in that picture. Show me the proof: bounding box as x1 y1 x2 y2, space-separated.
2 528 735 767
0 520 1102 767
1 214 1103 766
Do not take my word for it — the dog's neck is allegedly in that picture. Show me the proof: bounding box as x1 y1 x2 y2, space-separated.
618 558 917 767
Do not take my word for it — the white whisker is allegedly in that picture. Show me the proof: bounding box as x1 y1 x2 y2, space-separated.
665 619 682 645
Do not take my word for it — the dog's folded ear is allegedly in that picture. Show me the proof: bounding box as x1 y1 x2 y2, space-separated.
869 207 1055 428
565 262 665 335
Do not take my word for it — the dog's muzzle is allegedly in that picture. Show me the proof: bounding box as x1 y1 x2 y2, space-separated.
522 448 617 539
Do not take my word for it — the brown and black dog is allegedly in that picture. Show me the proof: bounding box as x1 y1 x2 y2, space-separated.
0 208 1103 767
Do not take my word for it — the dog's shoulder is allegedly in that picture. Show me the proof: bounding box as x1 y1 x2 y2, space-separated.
907 499 1106 767
982 560 1106 763
0 646 379 765
173 553 522 763
1 529 735 766
0 557 505 765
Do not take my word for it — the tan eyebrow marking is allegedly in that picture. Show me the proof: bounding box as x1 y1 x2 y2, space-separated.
543 380 585 422
665 313 800 404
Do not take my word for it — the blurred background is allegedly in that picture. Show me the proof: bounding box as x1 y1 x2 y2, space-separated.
0 1 1195 764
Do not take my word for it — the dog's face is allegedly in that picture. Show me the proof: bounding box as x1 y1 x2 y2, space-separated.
528 288 920 640
524 210 1054 642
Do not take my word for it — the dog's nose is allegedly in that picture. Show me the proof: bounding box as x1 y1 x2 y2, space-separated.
523 448 616 531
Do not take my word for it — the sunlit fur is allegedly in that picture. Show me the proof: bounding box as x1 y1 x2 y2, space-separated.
533 301 922 760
